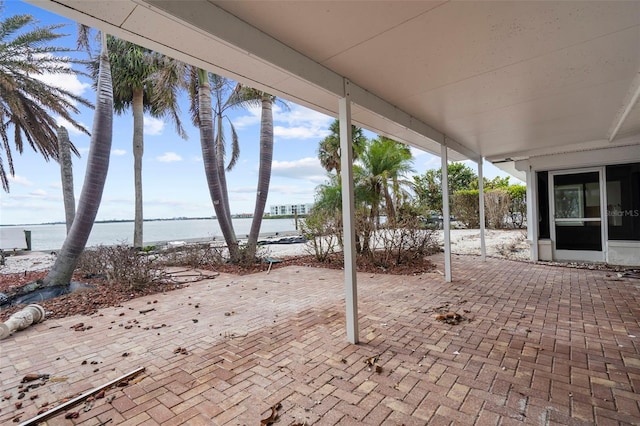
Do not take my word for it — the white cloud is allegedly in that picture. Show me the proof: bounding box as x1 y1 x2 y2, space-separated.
409 146 429 157
273 104 332 140
144 116 165 136
231 186 258 194
8 175 33 186
232 106 261 129
34 72 90 97
274 125 327 140
268 184 318 195
55 116 89 136
29 189 48 197
233 104 333 140
156 152 182 163
415 155 441 171
272 157 327 182
111 149 127 156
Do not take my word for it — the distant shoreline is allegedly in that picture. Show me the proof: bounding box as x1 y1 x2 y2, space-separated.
0 214 308 227
0 217 214 227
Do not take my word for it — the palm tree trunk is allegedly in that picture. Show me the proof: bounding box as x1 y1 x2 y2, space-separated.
43 33 113 288
215 113 233 230
383 186 395 226
197 69 239 261
132 88 144 248
246 96 273 260
57 126 75 234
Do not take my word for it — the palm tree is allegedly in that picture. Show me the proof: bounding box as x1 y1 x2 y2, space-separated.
356 136 414 227
42 32 113 287
0 10 91 191
231 87 288 261
91 37 186 248
318 119 366 175
151 62 243 261
57 126 75 233
192 69 240 261
210 75 240 234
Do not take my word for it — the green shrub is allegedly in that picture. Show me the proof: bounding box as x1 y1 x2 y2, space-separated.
506 184 527 228
299 208 341 262
371 214 440 268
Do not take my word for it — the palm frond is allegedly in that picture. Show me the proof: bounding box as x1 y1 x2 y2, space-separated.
226 117 240 171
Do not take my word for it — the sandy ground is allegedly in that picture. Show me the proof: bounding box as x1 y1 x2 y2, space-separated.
0 229 530 274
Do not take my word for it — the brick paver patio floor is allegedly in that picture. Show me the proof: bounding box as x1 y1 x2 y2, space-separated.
1 255 639 425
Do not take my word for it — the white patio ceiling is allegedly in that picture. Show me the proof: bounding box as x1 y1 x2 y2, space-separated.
29 1 640 179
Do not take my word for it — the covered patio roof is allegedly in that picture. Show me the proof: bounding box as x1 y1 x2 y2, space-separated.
28 1 640 179
25 0 640 344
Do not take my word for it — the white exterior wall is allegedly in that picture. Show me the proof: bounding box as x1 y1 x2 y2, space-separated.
516 142 640 267
608 241 640 266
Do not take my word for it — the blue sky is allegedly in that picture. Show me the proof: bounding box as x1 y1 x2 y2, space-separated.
0 0 516 226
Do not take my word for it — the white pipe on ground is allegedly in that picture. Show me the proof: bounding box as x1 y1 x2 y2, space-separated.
0 304 45 339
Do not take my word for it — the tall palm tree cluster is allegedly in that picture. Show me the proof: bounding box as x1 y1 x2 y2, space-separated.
315 120 415 255
0 10 91 191
1 9 281 288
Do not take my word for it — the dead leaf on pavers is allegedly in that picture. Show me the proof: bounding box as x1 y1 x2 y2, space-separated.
128 375 146 385
434 312 466 325
364 355 383 373
260 402 282 425
83 399 94 412
364 355 378 367
49 377 68 382
22 373 48 383
70 322 93 331
222 331 248 339
174 347 189 355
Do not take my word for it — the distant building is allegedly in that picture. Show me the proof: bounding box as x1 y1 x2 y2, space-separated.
270 203 313 216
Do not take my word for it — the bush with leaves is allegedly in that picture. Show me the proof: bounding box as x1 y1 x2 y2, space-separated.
451 189 480 228
300 207 342 262
370 215 440 269
506 184 527 228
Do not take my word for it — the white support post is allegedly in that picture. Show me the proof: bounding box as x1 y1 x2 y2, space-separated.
441 143 452 282
478 159 486 261
526 167 539 261
339 81 359 344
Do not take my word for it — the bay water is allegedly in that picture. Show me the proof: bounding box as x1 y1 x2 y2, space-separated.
2 218 299 251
